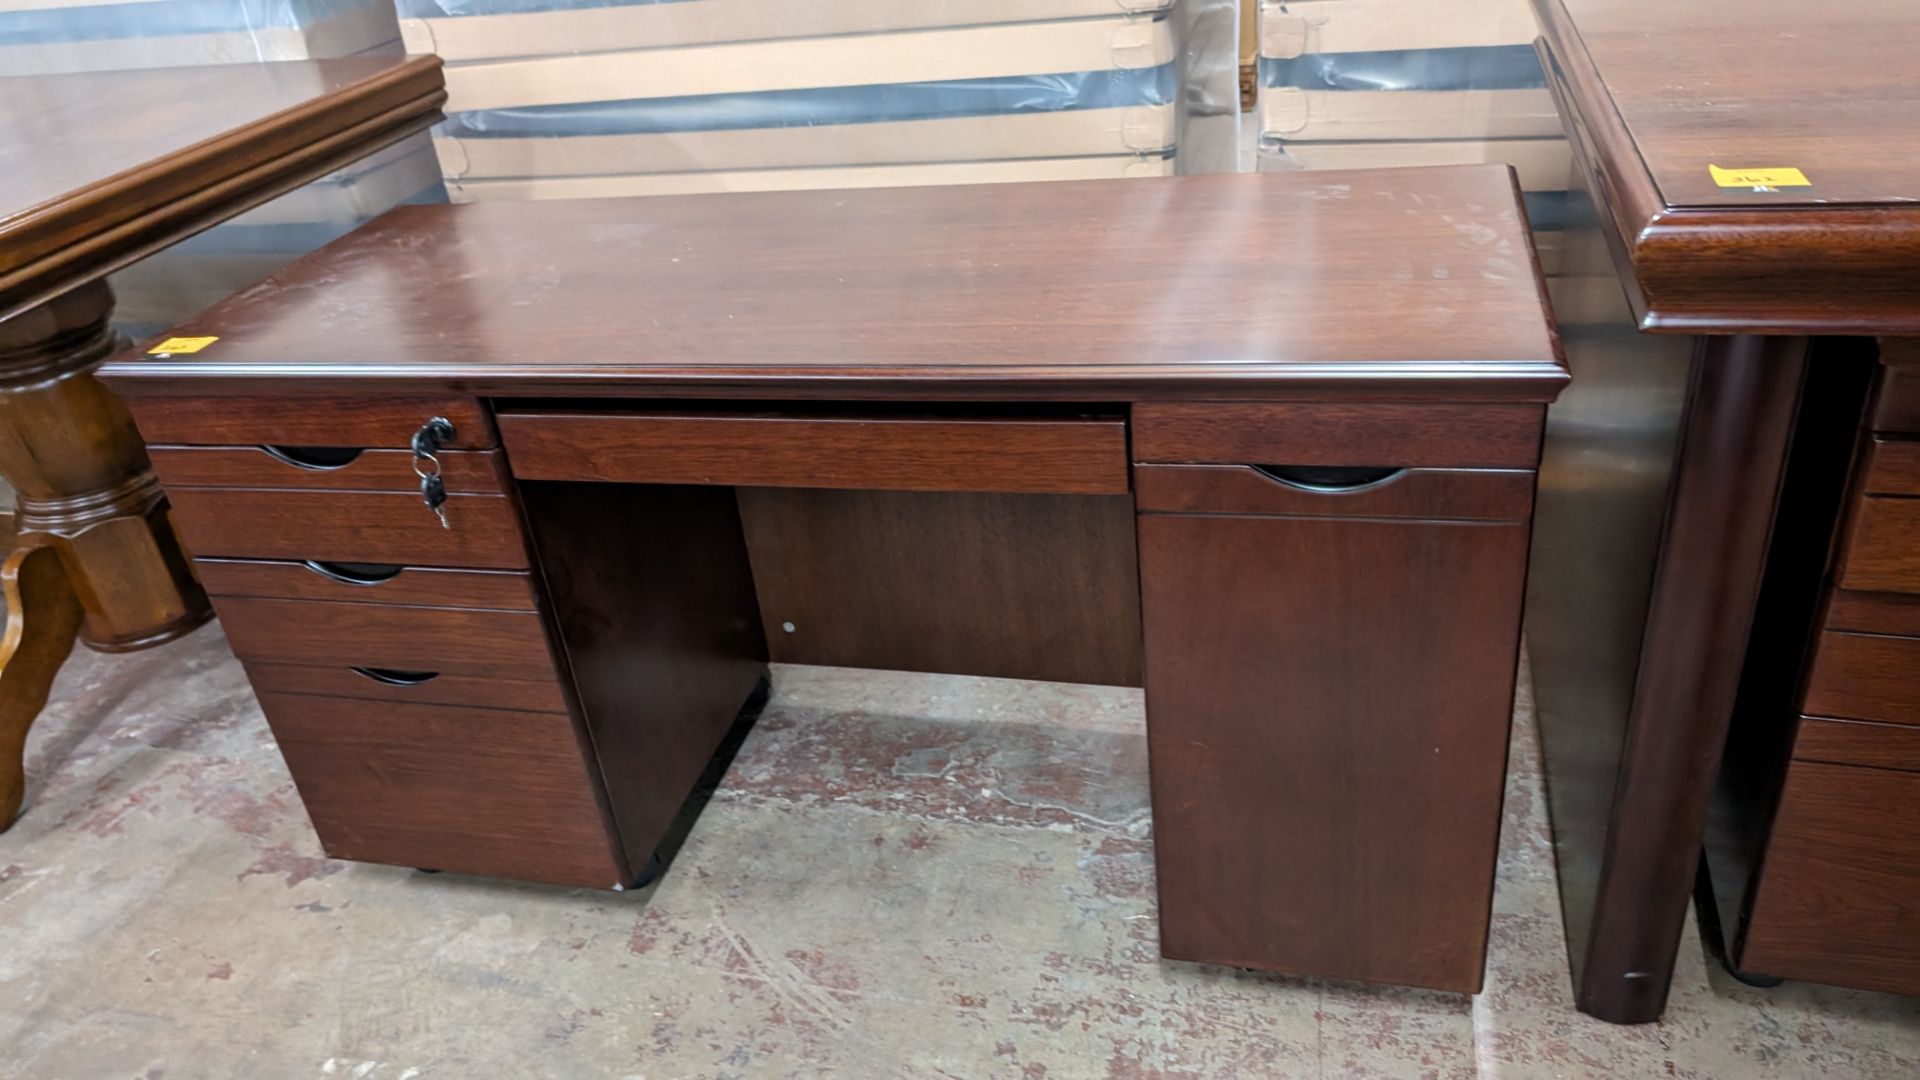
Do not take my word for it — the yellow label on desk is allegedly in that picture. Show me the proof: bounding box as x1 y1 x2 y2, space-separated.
1708 165 1811 190
148 336 219 355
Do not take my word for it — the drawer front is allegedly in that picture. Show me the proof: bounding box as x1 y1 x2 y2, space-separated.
196 558 539 610
1133 464 1534 520
123 393 498 449
244 660 570 713
498 408 1130 495
1824 590 1920 637
1794 716 1920 774
215 595 558 680
1741 760 1920 995
1860 438 1920 496
1874 344 1919 433
1801 631 1920 726
169 488 529 569
1132 402 1545 468
1836 496 1920 594
150 445 509 496
257 691 623 888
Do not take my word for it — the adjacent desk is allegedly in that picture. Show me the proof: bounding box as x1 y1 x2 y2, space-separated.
1528 0 1920 1022
0 56 447 830
102 169 1565 993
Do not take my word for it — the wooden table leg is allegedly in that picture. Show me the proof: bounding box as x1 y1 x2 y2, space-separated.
0 545 83 830
0 280 212 828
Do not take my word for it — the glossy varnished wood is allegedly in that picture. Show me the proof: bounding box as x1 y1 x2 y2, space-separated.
520 482 770 877
1794 717 1920 773
1859 439 1920 495
1801 632 1920 727
256 691 624 888
499 409 1129 494
1836 498 1920 594
0 57 446 318
1137 512 1530 992
739 489 1142 687
243 660 569 714
123 394 496 450
1739 761 1920 995
1824 590 1920 638
1535 0 1920 332
1132 465 1535 520
167 488 529 570
0 545 81 830
97 170 1566 402
149 446 509 496
194 559 539 611
213 596 558 680
1132 403 1545 468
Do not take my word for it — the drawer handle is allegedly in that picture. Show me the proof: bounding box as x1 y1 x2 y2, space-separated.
350 667 440 687
261 444 364 470
302 560 403 586
1252 465 1405 493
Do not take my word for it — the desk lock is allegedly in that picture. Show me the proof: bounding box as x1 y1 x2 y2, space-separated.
410 416 456 528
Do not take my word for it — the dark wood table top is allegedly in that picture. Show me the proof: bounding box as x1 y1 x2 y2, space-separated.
0 55 445 320
1536 0 1920 333
101 168 1566 403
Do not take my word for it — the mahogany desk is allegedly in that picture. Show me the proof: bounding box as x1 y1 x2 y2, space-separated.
0 56 447 830
1528 0 1920 1022
102 169 1564 993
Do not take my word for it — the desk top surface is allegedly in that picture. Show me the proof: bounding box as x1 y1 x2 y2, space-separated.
0 55 445 319
102 168 1565 402
1535 0 1920 332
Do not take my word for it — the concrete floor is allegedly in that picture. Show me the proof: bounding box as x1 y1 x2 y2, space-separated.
3 626 1919 1078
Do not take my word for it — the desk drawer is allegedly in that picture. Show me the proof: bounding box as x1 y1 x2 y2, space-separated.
1133 464 1534 520
168 488 528 569
1836 497 1920 595
1795 716 1920 773
497 408 1129 495
1740 760 1920 995
150 445 509 497
1132 402 1545 468
215 595 559 680
196 558 540 610
244 661 570 713
123 393 498 449
257 691 622 888
1801 631 1920 727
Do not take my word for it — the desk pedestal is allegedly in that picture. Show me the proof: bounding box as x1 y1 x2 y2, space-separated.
0 281 210 829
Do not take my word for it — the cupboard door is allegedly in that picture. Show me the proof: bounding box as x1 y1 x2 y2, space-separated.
1137 513 1529 992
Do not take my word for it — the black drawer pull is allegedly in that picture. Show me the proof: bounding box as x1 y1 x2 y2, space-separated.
261 444 363 470
1252 465 1405 493
350 667 440 686
302 560 403 586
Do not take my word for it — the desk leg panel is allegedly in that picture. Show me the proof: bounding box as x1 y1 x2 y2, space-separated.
519 481 770 877
1138 511 1529 993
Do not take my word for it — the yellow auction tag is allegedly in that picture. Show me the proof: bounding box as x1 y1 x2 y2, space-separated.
147 336 219 355
1708 165 1811 190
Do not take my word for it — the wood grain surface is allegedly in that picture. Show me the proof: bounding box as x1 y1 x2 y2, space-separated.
1133 403 1545 468
124 394 496 450
257 690 625 888
167 488 529 570
1801 631 1920 727
149 446 509 496
1138 513 1529 992
194 559 540 611
1794 716 1920 774
98 169 1565 402
0 56 445 318
1132 465 1535 520
499 409 1128 494
214 595 559 680
739 488 1142 686
1535 0 1920 332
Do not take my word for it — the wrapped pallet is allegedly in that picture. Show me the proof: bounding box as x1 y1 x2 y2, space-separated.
1253 0 1569 271
395 0 1184 200
0 0 401 74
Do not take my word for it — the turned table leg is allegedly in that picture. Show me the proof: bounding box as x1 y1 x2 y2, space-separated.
0 280 211 831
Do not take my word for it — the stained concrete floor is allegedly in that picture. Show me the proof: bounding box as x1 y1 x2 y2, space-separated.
4 625 1919 1078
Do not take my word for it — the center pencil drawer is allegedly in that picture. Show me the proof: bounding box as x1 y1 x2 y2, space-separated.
256 691 624 888
214 595 559 680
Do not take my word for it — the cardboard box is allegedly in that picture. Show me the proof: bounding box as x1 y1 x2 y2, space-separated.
440 16 1176 113
400 0 1171 61
1261 87 1560 141
1258 0 1538 59
447 154 1176 202
437 104 1178 179
0 0 398 75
